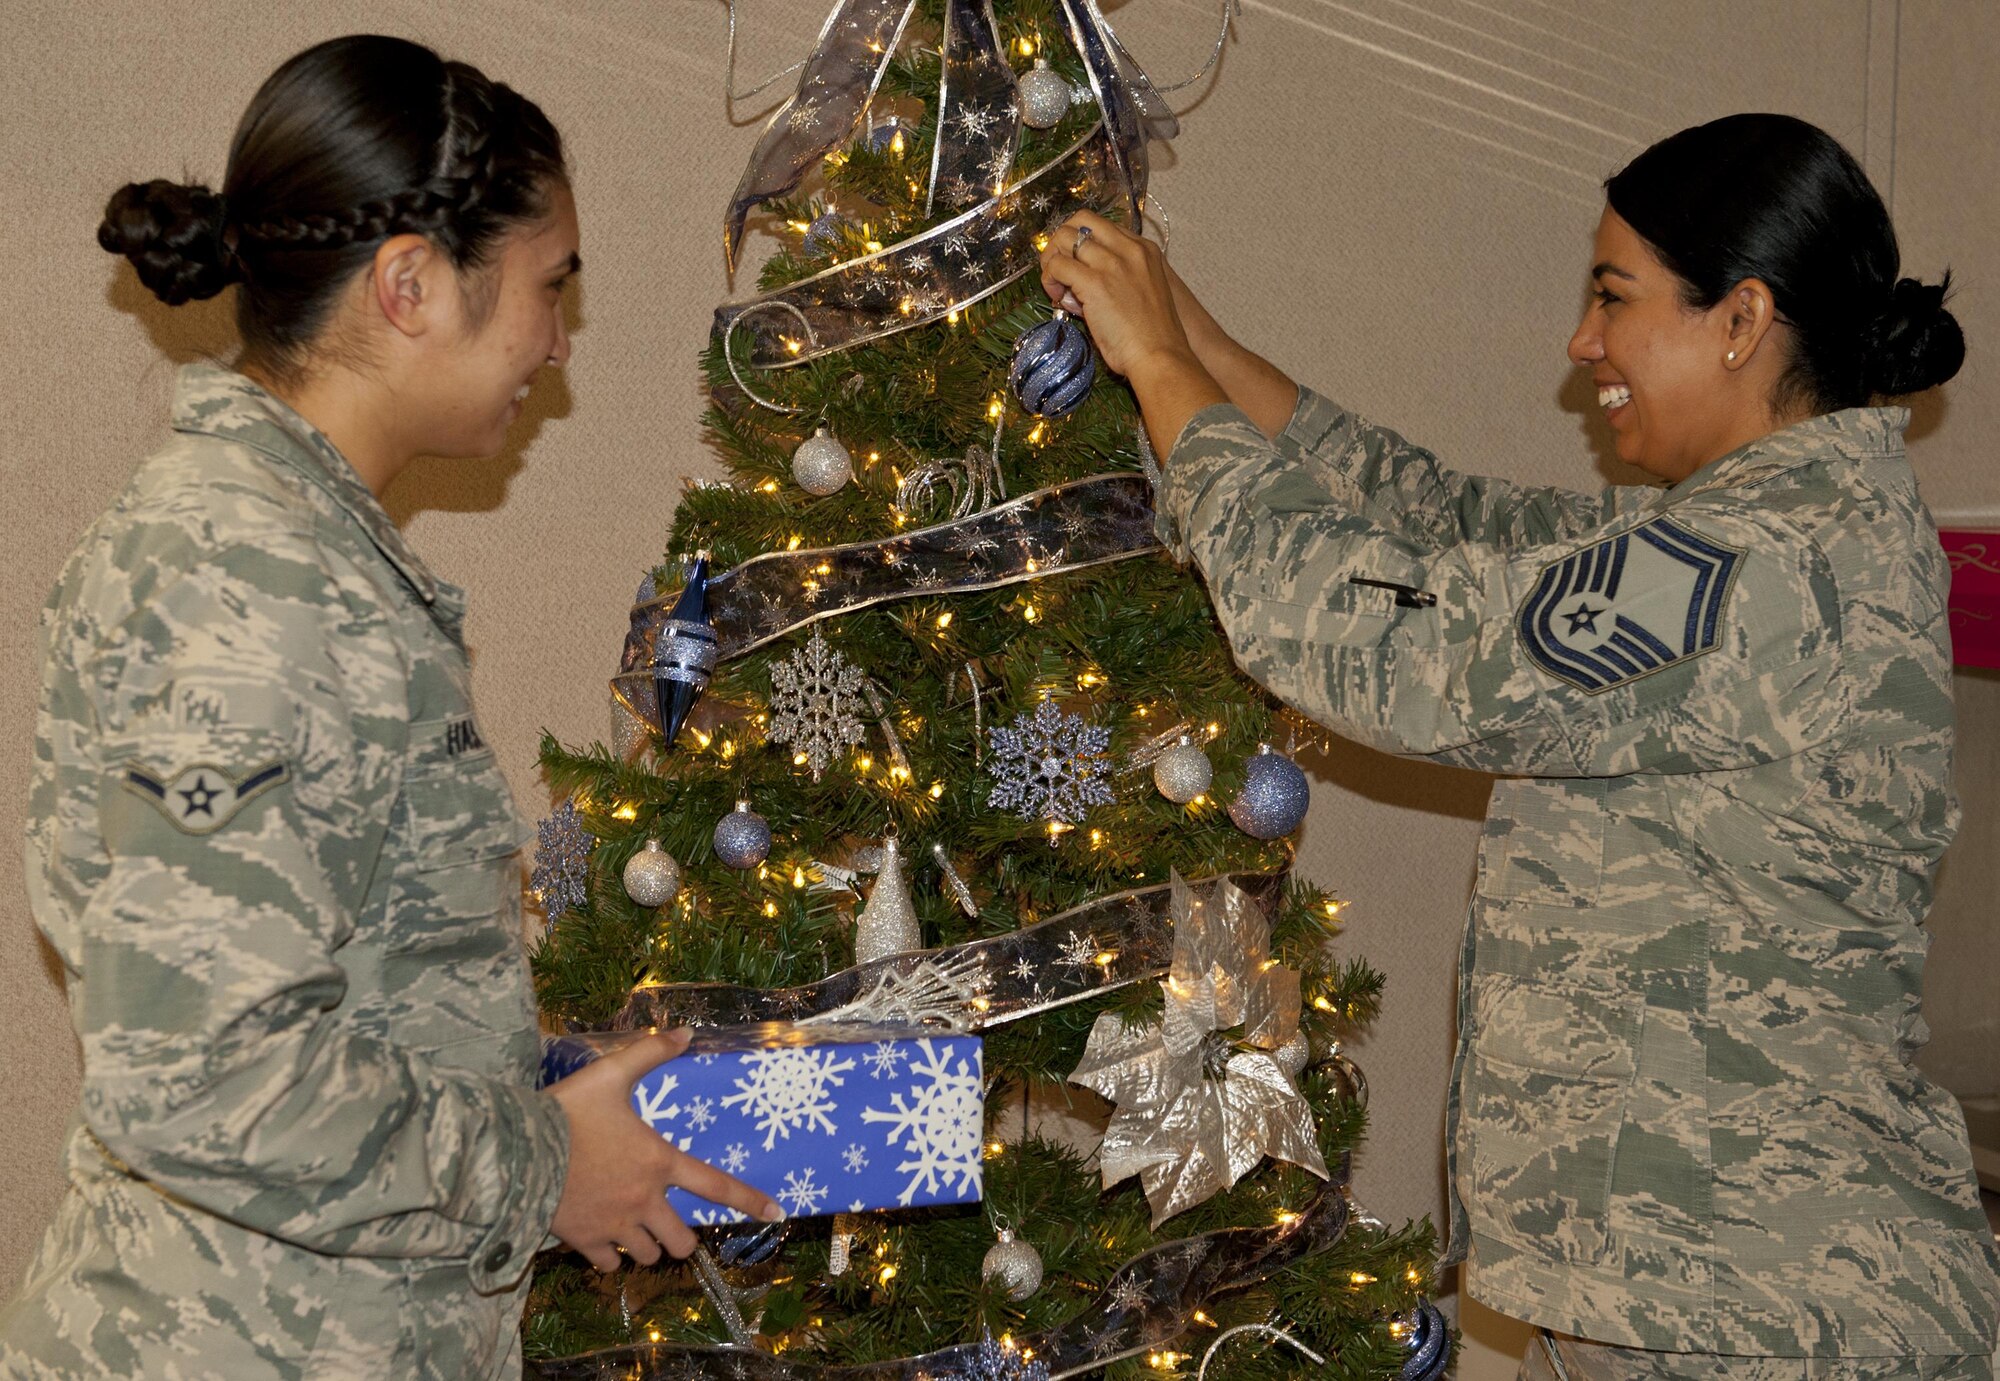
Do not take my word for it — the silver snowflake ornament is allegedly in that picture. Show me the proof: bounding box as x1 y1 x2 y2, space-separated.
531 799 594 923
986 697 1115 824
953 1330 1049 1381
768 628 867 781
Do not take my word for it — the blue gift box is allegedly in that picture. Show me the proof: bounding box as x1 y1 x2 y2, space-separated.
543 1023 985 1226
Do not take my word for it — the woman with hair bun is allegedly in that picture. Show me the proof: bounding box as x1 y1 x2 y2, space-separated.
2 34 776 1381
1042 113 2000 1376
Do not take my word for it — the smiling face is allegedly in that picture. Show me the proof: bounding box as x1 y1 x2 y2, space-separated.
423 180 580 458
1568 208 1759 484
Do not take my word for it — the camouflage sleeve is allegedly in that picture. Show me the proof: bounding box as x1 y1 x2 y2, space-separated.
1161 404 1847 777
78 532 567 1288
1261 386 1615 553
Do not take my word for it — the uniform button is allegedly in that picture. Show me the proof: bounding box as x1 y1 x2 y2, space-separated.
484 1242 514 1272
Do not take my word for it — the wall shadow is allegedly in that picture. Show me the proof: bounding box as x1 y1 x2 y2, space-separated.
105 264 236 366
1293 731 1491 824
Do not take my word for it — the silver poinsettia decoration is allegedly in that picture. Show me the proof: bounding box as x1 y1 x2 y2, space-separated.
1068 872 1328 1225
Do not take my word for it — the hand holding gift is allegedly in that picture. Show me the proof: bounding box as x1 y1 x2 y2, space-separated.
547 1028 782 1271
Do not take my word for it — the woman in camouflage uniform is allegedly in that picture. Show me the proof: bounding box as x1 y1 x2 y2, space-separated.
1039 114 2000 1378
2 35 776 1381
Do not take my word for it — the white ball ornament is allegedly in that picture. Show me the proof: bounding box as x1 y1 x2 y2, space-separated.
621 839 682 908
791 424 853 497
981 1228 1044 1300
1152 733 1213 805
1015 58 1072 129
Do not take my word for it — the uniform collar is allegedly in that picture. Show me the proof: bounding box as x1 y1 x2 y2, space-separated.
170 363 452 613
1668 405 1911 501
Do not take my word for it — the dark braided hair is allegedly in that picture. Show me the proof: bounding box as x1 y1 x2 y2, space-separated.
98 35 566 382
1606 114 1962 413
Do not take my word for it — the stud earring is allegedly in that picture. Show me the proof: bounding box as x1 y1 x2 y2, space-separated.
1726 350 1738 362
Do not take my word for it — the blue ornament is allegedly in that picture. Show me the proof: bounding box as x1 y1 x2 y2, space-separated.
1228 744 1310 840
1397 1298 1452 1381
712 799 773 870
802 209 848 254
1009 311 1095 418
652 553 717 749
863 114 906 153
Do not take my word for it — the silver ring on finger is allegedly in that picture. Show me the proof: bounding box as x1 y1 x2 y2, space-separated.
1072 225 1092 255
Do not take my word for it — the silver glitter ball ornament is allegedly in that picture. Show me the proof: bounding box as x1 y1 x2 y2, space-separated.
1152 734 1213 804
621 839 682 908
1229 744 1311 839
1015 59 1072 129
791 424 853 497
981 1228 1044 1301
712 799 773 870
1273 1027 1311 1079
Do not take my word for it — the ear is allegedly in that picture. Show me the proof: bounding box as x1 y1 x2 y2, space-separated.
1721 278 1780 371
368 234 444 339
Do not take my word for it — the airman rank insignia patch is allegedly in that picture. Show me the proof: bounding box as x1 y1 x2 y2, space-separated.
1517 517 1744 694
123 761 291 835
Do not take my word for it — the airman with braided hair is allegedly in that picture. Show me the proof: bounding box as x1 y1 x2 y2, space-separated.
3 34 778 1381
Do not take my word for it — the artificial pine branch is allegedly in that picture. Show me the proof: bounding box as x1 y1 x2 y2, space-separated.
526 0 1441 1371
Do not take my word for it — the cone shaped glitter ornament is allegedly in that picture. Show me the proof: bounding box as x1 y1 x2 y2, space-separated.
853 832 921 963
651 553 717 749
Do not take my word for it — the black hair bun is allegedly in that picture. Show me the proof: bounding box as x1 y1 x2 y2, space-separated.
98 179 239 305
1865 273 1965 397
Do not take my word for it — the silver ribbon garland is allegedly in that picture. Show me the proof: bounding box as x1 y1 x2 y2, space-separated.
560 871 1285 1035
928 0 1020 217
724 0 922 273
1053 0 1178 217
715 122 1123 368
719 0 1186 350
612 472 1160 730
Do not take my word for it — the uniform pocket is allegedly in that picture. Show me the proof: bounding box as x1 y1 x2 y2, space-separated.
1475 777 1606 907
403 750 524 867
1459 974 1641 1267
382 747 535 1065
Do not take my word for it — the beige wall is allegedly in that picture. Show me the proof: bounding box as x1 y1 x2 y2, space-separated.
3 1 1994 1370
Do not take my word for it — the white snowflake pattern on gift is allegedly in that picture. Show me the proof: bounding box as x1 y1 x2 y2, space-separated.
721 1046 856 1149
778 1167 831 1216
860 1039 984 1205
865 1041 907 1080
843 1143 869 1173
633 1071 680 1129
718 1142 750 1175
686 1096 716 1131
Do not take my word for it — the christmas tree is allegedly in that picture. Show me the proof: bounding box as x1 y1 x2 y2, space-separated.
522 2 1444 1376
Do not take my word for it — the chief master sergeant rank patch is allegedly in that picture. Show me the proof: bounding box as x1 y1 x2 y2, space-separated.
123 760 291 835
1517 516 1745 694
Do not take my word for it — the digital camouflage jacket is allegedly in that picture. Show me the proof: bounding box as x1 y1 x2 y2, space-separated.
3 365 567 1379
1158 387 2000 1357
